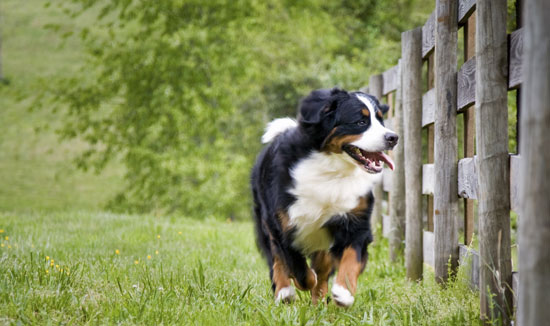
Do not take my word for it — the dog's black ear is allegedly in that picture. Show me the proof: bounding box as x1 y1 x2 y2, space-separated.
380 104 390 115
299 88 344 125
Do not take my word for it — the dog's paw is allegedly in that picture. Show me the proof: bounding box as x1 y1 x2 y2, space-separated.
331 283 354 307
275 286 296 304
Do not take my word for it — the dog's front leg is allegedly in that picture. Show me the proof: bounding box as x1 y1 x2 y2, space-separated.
332 246 366 307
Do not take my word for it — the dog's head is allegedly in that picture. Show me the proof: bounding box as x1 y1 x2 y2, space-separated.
298 88 398 174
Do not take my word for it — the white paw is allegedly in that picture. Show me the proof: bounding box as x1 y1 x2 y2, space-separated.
275 286 296 303
331 283 354 307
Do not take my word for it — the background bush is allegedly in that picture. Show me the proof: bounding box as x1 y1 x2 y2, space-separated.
34 0 432 219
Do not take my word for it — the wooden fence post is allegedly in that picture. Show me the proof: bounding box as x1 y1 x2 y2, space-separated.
369 74 384 234
389 60 405 262
402 27 423 281
433 0 459 284
475 0 513 323
518 0 550 325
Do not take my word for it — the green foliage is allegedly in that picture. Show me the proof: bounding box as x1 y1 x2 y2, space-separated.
34 0 432 218
0 211 480 325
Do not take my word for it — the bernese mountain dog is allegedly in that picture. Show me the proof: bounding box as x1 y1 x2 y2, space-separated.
251 88 398 307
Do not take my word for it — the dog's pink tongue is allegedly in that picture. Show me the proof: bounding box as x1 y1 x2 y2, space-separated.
378 152 395 171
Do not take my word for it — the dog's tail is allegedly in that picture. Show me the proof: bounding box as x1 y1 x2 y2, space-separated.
261 118 298 144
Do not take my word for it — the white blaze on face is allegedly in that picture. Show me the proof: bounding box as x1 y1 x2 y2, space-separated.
352 94 394 152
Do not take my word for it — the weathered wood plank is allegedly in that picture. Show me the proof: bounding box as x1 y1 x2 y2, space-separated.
457 57 476 111
383 64 399 95
458 0 476 25
433 0 459 283
508 27 523 89
476 0 513 322
422 88 435 127
459 244 480 289
384 118 393 132
402 27 424 281
422 164 434 195
369 74 384 233
382 214 391 238
423 231 434 268
519 4 550 325
389 60 406 262
422 11 436 58
458 157 477 199
509 155 521 213
512 271 518 312
463 15 476 246
382 168 392 192
458 155 523 210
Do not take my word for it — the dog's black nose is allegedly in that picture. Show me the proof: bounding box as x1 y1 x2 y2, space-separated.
384 133 399 148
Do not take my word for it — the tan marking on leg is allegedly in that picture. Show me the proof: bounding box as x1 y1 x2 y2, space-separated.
310 251 334 305
272 255 293 302
332 247 365 307
291 267 317 291
335 247 362 295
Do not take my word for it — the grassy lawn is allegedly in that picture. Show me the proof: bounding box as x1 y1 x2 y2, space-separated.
0 211 481 325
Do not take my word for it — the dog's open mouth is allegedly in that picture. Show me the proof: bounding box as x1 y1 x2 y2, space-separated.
343 144 395 174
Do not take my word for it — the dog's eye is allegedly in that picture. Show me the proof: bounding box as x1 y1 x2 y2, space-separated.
356 120 367 126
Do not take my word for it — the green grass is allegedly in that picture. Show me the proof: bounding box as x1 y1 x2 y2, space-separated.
1 211 481 325
0 0 124 213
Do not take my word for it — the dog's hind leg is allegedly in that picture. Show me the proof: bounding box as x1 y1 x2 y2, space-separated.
310 251 334 305
271 254 296 303
285 247 317 292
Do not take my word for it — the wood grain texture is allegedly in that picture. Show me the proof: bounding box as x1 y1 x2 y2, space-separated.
422 164 434 195
383 64 399 95
508 27 523 89
463 16 476 247
433 0 459 283
475 0 513 322
422 88 435 127
459 244 480 289
402 27 424 281
369 74 384 233
509 155 520 213
519 2 550 323
422 11 436 58
457 157 477 199
388 60 406 262
458 0 476 25
457 57 476 111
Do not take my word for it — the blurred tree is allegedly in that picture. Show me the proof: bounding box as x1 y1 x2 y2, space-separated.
36 0 432 218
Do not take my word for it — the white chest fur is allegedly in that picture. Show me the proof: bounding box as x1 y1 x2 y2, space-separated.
287 152 381 254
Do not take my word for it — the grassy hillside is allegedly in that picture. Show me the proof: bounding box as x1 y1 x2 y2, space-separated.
0 0 123 213
0 211 481 325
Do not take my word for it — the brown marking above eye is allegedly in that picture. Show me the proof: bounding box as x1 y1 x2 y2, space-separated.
376 110 383 119
361 108 370 117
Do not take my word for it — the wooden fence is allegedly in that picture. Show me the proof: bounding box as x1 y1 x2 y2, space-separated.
361 0 549 324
